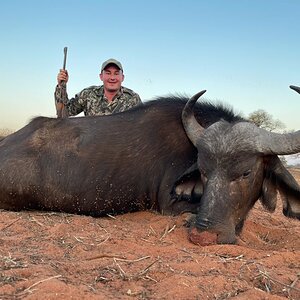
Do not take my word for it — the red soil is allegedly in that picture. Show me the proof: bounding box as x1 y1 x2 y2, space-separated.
0 170 299 299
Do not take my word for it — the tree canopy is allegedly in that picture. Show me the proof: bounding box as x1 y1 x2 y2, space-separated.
248 109 285 132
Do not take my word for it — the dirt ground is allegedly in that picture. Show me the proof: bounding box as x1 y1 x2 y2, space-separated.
0 170 300 300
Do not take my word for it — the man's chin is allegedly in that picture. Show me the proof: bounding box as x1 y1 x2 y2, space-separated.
106 87 119 93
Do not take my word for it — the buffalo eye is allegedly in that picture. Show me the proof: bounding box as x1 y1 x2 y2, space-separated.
242 170 251 178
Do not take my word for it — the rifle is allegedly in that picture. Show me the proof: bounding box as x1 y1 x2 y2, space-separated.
56 47 69 118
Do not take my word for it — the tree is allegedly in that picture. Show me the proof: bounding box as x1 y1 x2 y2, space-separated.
248 109 285 132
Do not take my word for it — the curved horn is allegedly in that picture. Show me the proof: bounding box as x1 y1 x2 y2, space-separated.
290 85 300 94
256 84 300 154
257 127 300 155
236 122 300 155
182 90 206 146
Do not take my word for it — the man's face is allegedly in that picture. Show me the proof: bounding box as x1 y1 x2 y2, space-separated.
100 65 124 93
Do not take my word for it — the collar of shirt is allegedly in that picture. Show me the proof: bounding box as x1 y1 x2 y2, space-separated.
96 85 124 103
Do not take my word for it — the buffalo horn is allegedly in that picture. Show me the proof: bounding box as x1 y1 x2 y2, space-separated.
182 90 206 146
235 122 300 155
290 85 300 94
257 127 300 155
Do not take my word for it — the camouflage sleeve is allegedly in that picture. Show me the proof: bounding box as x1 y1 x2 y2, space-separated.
66 92 85 116
54 84 68 104
54 84 86 116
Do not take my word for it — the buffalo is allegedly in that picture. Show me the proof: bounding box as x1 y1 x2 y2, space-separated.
0 90 300 244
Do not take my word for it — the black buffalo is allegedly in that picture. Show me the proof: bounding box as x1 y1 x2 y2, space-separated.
0 90 300 244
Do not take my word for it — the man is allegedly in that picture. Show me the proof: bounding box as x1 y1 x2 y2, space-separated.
54 58 142 117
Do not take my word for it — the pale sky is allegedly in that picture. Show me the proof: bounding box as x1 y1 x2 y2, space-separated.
0 0 299 131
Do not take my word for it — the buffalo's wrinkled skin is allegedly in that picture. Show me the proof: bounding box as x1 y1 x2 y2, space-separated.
0 90 300 244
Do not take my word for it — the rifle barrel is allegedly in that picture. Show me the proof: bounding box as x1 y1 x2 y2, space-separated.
63 47 68 70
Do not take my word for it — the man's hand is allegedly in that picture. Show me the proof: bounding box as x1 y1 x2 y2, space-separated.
57 69 69 85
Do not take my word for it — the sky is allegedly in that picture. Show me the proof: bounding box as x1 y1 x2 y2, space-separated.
0 0 300 131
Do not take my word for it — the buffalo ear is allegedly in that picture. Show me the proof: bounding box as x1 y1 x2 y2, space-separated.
262 156 300 219
260 169 277 212
171 163 203 203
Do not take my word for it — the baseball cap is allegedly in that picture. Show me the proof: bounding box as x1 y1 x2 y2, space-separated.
101 58 123 72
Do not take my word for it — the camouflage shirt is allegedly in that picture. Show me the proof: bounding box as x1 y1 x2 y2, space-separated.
54 84 142 116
